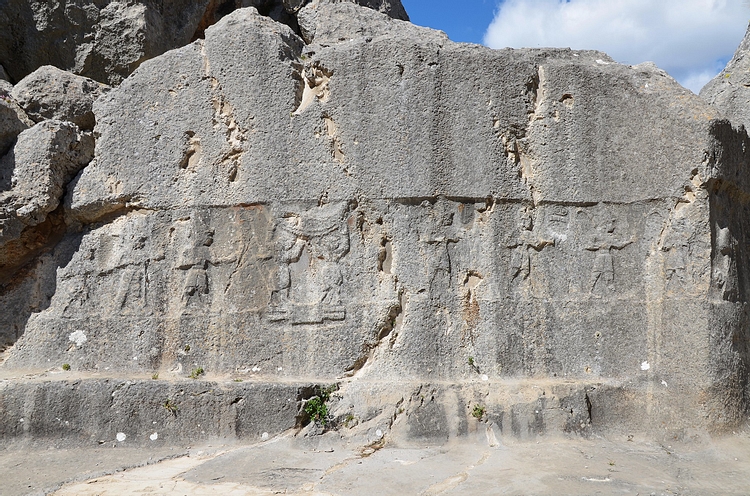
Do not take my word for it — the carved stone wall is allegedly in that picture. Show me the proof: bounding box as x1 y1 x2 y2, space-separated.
1 4 749 437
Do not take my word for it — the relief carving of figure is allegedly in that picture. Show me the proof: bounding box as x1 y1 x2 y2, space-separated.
420 200 460 288
507 207 554 287
268 202 350 324
715 226 738 301
175 215 214 308
586 215 634 295
661 218 690 291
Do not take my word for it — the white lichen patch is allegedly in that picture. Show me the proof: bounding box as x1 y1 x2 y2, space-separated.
150 432 158 441
116 432 127 442
68 330 87 347
641 361 650 371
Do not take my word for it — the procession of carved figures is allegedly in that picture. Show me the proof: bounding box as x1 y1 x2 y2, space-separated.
40 196 739 323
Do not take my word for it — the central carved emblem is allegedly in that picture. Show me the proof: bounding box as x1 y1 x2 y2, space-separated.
267 202 350 324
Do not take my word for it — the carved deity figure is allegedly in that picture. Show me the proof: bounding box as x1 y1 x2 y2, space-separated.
507 207 554 287
661 218 690 290
586 216 633 294
715 226 738 301
175 215 214 308
268 202 349 324
419 200 461 293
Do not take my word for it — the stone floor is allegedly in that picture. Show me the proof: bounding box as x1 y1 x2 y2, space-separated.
4 427 750 495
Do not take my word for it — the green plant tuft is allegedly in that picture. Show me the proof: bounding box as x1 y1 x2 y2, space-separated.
304 384 338 426
189 367 204 379
163 399 178 414
62 363 71 371
151 372 159 380
472 404 485 420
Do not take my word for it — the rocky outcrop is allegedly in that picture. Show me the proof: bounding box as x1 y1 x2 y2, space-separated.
0 121 94 272
0 88 33 157
1 4 749 447
0 0 408 85
701 23 750 129
11 66 109 131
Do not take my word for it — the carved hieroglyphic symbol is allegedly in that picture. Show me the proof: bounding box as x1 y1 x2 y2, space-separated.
267 202 349 325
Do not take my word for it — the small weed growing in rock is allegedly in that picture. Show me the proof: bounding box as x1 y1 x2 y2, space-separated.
151 373 159 380
184 345 190 352
343 413 357 428
468 357 474 366
62 363 71 371
189 367 204 379
233 378 243 382
472 404 485 420
305 397 328 425
163 399 178 414
304 384 338 426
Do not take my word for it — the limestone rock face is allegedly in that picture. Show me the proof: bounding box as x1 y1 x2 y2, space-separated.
1 4 748 441
0 0 408 85
0 89 33 157
701 23 750 129
1 4 750 445
11 66 109 131
0 121 94 274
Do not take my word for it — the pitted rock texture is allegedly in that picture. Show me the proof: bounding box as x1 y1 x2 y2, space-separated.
0 121 94 274
701 22 750 129
2 4 750 445
0 0 408 85
0 89 33 157
1 5 748 440
11 66 109 131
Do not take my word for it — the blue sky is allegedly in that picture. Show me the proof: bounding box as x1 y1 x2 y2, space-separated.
401 0 750 93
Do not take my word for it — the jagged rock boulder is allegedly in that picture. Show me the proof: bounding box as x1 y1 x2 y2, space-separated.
0 89 33 157
701 23 750 129
298 1 425 44
0 121 94 272
11 66 109 131
0 0 408 85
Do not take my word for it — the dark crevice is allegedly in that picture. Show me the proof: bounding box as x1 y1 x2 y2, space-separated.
192 0 305 41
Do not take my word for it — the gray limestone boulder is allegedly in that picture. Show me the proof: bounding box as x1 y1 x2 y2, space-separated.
0 0 409 86
700 23 750 129
0 89 33 157
0 121 94 271
11 66 109 131
298 1 428 44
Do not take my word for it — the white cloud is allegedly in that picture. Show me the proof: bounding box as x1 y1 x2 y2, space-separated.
484 0 750 93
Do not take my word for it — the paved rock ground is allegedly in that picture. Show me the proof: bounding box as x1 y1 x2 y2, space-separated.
3 429 748 495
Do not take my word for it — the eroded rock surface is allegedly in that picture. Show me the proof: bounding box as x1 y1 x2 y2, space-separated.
0 4 749 447
0 0 408 85
11 66 109 131
0 89 33 157
701 23 750 129
0 121 94 272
